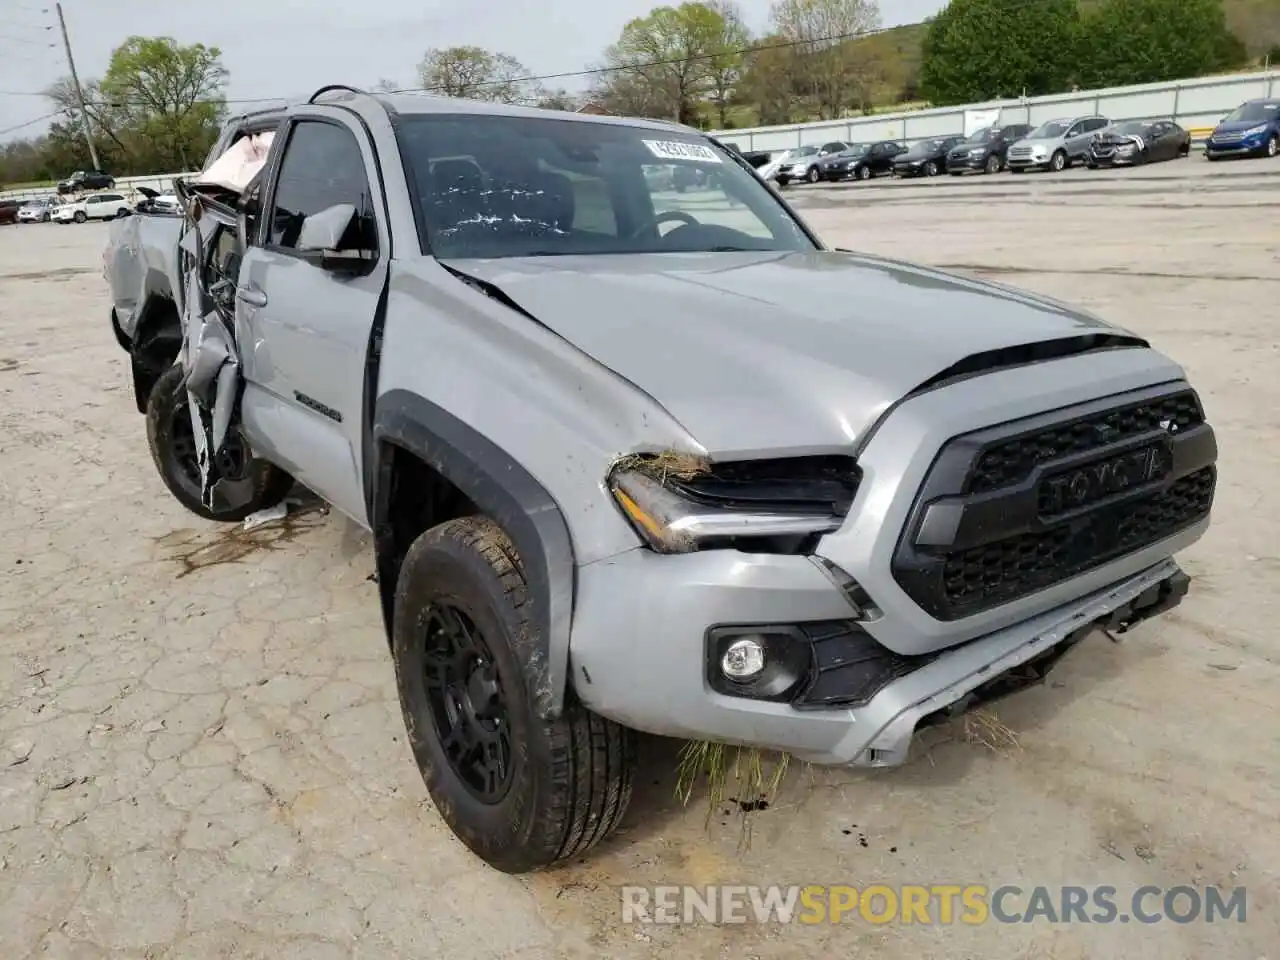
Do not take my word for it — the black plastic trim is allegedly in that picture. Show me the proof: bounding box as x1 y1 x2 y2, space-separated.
372 390 576 720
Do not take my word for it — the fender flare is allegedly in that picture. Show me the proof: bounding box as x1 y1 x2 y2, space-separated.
371 389 575 721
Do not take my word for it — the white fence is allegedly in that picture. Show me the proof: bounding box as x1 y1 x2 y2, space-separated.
711 69 1280 153
1 172 197 204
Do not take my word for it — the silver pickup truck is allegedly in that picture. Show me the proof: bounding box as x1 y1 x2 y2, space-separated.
105 86 1217 874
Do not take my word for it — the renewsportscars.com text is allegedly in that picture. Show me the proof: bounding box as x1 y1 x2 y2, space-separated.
621 884 1247 926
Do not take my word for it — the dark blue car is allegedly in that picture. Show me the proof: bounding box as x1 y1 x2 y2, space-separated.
1205 98 1280 160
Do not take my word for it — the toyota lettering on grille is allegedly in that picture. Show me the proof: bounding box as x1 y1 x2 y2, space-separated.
1039 441 1173 515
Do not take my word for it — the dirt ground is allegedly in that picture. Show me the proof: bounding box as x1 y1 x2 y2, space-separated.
1 157 1277 960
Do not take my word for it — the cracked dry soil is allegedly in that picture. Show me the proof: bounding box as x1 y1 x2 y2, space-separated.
2 161 1278 960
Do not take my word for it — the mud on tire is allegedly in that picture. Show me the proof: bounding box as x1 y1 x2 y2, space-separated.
145 364 293 523
392 515 636 873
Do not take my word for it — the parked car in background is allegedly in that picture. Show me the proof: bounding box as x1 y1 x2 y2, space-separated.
0 200 19 225
740 149 774 169
1088 120 1191 167
52 192 131 223
946 124 1033 175
776 141 851 185
1007 116 1111 172
56 170 116 194
892 136 963 177
1205 99 1280 160
17 196 57 223
822 141 905 181
133 187 181 215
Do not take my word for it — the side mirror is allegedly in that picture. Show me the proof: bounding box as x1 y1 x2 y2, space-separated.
295 203 373 272
296 203 356 252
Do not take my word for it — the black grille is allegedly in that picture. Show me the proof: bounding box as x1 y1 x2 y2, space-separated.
942 467 1215 612
890 387 1217 620
968 391 1203 494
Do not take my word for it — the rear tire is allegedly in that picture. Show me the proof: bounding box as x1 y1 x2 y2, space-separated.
145 364 293 523
1268 134 1279 159
392 515 636 873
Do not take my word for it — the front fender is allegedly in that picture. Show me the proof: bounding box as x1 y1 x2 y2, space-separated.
372 390 576 721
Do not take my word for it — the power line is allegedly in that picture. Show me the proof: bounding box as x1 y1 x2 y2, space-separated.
0 109 59 137
0 32 55 46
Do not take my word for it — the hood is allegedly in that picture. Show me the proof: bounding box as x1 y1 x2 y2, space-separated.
1013 137 1063 149
438 250 1134 458
1214 119 1273 134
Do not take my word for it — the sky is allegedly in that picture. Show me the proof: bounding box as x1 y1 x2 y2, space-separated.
0 0 945 143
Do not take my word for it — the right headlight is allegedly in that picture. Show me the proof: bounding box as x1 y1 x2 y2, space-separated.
608 454 859 555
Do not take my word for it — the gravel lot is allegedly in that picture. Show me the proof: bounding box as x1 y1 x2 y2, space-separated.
2 156 1278 960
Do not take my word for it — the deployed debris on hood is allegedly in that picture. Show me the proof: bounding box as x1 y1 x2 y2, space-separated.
170 133 272 509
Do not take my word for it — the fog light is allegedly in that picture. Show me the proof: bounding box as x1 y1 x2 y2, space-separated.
721 637 766 681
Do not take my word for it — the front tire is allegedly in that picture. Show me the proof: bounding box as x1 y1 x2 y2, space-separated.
985 154 1002 174
72 211 86 223
805 165 821 184
393 516 635 873
924 161 939 176
145 364 293 522
857 165 872 181
1050 150 1067 173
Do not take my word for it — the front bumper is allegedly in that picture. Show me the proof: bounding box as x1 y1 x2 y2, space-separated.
571 548 1190 767
1205 134 1269 157
1006 153 1048 170
1089 148 1140 166
946 153 988 172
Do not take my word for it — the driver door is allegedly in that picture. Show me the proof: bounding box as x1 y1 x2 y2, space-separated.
234 114 389 526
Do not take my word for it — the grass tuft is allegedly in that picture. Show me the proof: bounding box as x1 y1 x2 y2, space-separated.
675 741 793 852
614 450 711 483
961 708 1021 755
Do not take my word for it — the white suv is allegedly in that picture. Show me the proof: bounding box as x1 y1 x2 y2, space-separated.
52 192 131 224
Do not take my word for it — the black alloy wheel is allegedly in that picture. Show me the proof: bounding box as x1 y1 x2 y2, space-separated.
420 603 514 802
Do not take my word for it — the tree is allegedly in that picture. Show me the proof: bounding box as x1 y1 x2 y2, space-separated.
738 33 805 125
44 36 228 173
769 0 882 119
919 0 1081 106
596 2 744 124
703 1 751 127
1081 0 1246 87
534 88 580 111
417 46 536 103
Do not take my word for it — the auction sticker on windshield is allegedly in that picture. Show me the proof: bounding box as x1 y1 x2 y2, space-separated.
643 140 722 163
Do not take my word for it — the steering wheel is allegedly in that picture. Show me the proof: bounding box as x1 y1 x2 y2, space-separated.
629 209 699 239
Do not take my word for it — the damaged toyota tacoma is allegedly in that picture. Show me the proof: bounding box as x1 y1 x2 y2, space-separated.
104 86 1218 873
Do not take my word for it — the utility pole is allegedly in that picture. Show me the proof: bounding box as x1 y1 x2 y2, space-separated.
55 2 100 170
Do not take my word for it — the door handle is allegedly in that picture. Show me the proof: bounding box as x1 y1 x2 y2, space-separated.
236 285 268 308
